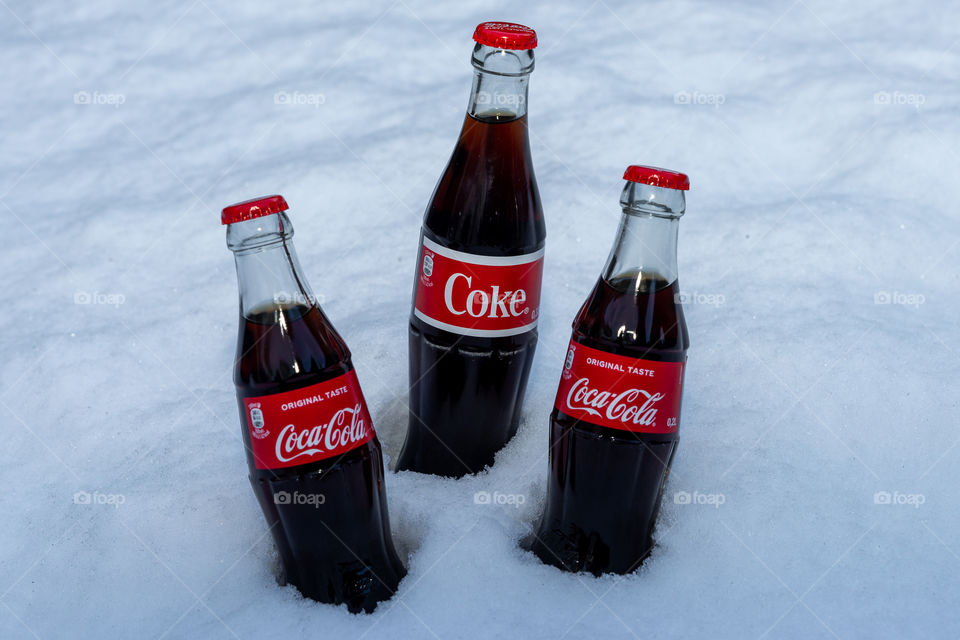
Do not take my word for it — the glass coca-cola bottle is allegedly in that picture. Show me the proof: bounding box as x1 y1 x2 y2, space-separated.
530 166 690 574
224 195 405 612
398 22 546 477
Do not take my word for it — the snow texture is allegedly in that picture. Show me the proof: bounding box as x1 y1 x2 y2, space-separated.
1 0 958 638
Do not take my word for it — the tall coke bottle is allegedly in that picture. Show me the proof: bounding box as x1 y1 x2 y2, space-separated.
531 166 691 574
398 22 546 477
223 195 405 612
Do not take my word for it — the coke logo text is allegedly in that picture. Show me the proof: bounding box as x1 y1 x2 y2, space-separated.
275 405 368 463
444 273 528 318
566 378 664 427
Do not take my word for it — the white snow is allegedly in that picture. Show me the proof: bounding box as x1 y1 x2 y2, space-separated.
2 0 958 638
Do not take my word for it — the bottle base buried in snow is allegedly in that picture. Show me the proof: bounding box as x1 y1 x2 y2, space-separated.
251 441 406 613
527 426 677 575
398 317 537 477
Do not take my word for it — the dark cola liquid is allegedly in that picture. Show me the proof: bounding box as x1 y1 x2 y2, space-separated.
530 272 688 574
399 112 545 477
235 304 405 612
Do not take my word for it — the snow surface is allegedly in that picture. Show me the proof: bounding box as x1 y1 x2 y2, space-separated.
2 0 958 638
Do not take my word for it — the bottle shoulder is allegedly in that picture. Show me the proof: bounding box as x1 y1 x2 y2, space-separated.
571 277 689 361
421 113 544 256
234 304 352 393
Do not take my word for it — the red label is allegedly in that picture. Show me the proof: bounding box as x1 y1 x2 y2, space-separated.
242 370 375 470
554 341 685 434
413 236 544 337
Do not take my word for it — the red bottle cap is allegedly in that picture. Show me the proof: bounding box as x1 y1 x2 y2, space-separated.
623 165 690 191
473 22 538 50
221 195 289 225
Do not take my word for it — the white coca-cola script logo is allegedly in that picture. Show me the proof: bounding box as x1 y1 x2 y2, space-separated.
443 273 528 319
565 378 665 427
275 404 368 462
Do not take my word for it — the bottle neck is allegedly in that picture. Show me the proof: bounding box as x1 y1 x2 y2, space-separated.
227 212 317 319
467 43 533 120
601 182 685 290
